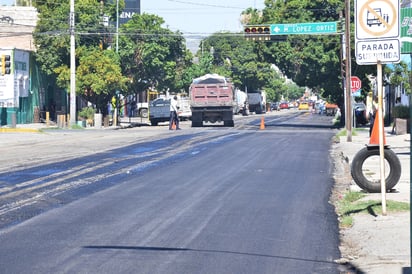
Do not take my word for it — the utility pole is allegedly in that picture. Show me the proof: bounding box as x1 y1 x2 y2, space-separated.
116 0 119 53
344 0 352 142
69 0 76 126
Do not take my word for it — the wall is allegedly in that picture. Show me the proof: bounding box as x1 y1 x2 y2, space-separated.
0 7 38 51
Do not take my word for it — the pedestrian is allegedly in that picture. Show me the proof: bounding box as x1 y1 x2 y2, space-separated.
391 97 401 134
130 99 136 117
169 95 181 130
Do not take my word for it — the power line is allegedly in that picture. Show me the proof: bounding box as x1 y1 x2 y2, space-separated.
166 0 246 10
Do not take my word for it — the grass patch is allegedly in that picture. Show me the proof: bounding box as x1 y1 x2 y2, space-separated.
39 126 60 132
38 124 85 132
336 128 360 138
70 124 85 130
336 191 410 228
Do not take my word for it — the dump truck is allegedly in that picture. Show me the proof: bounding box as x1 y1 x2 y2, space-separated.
247 90 266 114
177 96 192 121
189 74 235 127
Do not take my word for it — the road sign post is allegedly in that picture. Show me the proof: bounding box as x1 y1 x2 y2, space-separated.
355 0 401 215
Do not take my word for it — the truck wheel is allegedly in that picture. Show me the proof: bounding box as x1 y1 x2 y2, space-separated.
224 120 234 127
140 108 148 118
191 121 202 127
150 120 158 126
351 147 401 193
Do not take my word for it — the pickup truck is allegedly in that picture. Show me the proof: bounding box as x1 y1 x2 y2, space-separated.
149 98 170 126
136 102 149 118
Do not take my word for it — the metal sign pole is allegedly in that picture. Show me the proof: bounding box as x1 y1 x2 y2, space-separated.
377 61 387 215
409 53 412 262
345 0 352 142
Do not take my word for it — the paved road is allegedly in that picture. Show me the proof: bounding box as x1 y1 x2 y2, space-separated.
0 111 346 273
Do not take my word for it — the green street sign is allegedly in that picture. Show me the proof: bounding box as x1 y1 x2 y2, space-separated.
401 7 412 54
270 22 337 35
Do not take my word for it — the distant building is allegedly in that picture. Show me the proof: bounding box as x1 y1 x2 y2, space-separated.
120 0 141 25
0 7 67 126
0 2 142 126
0 6 38 50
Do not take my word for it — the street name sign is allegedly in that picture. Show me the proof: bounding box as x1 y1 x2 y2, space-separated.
400 7 412 54
355 0 400 65
270 22 337 35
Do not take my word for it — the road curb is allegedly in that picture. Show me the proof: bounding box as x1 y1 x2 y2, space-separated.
0 127 41 133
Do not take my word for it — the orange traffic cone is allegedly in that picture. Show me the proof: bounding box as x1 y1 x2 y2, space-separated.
369 111 386 145
260 116 265 130
171 120 176 130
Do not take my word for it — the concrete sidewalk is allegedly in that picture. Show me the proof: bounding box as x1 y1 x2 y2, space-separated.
0 116 151 133
338 127 410 202
334 127 411 273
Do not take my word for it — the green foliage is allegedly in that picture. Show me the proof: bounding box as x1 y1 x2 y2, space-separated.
70 124 85 130
33 0 120 75
384 62 411 95
33 0 125 114
336 191 409 227
393 105 410 119
33 0 393 110
118 13 191 95
257 0 347 105
196 33 293 101
78 106 95 120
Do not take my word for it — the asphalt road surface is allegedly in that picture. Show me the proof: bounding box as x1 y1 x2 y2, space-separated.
0 110 343 273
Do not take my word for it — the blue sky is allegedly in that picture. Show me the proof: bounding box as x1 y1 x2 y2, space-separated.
2 0 265 34
142 0 265 34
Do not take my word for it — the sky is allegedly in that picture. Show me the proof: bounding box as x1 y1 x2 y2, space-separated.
142 0 265 52
2 0 265 51
141 0 265 35
2 0 265 34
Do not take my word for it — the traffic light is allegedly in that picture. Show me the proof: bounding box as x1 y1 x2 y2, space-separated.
244 25 271 41
1 55 11 75
338 18 345 33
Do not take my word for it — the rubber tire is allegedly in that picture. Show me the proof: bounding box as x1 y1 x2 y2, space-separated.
140 108 148 118
351 147 401 193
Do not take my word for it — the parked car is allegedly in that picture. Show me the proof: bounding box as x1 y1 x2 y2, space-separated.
298 102 309 110
279 102 289 110
270 102 280 111
353 102 368 126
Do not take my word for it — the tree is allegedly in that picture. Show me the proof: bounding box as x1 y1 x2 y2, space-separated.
33 0 124 114
196 32 292 100
118 13 191 96
384 62 411 94
77 48 128 114
257 0 345 104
